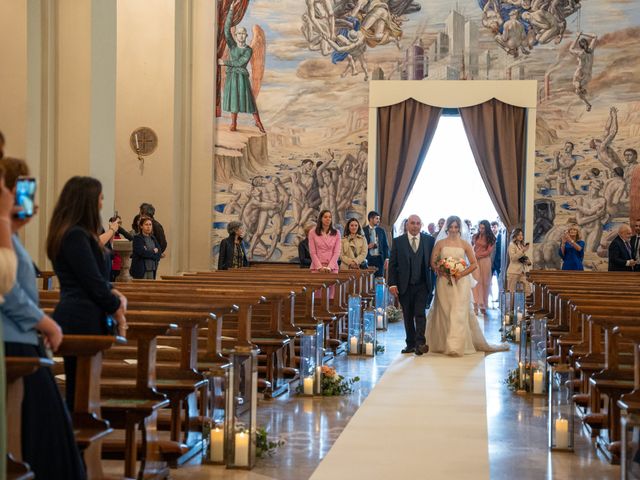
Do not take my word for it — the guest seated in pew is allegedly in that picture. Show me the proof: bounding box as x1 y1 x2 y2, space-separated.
130 216 162 279
0 157 86 479
559 224 585 271
340 218 368 270
608 223 637 271
46 176 127 409
309 209 341 273
298 222 315 268
217 220 249 270
506 227 531 294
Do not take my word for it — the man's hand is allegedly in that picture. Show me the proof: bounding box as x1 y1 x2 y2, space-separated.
389 286 398 297
368 242 376 249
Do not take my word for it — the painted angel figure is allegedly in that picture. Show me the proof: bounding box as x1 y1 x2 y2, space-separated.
218 0 266 133
301 0 336 55
569 32 597 111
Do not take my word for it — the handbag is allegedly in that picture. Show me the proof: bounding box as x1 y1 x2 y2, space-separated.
359 259 369 269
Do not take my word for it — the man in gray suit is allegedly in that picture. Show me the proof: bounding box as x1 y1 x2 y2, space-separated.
388 215 435 356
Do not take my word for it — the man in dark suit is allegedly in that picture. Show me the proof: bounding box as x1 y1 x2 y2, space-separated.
363 210 390 277
388 214 435 356
631 219 640 272
608 224 637 271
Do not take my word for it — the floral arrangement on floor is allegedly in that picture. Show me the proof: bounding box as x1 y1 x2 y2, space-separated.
504 364 532 392
385 305 402 323
320 365 360 396
375 343 385 354
256 427 285 458
436 257 468 286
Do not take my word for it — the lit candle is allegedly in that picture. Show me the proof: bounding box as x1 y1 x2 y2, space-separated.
514 326 521 342
134 132 140 151
517 312 523 321
533 371 544 394
376 314 383 329
504 314 511 325
234 431 249 466
303 376 314 395
211 426 224 462
555 418 569 449
349 336 358 354
518 361 524 386
365 342 373 355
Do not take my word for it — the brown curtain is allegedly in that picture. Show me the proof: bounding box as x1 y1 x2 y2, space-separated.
377 98 442 235
459 98 527 232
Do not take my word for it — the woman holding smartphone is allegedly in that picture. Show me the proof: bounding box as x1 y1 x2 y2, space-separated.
0 158 86 479
47 176 127 410
506 227 531 295
559 224 585 270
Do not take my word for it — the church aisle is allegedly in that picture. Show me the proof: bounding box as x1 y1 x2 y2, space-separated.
310 351 490 479
121 312 618 479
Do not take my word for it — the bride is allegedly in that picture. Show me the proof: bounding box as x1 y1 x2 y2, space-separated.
425 216 509 356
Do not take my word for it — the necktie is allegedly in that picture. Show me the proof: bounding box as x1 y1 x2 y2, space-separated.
624 241 632 258
411 236 418 253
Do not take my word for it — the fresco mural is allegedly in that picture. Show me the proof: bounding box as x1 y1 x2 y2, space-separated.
213 0 640 269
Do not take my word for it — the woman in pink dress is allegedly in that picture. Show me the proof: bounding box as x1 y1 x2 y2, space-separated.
471 220 496 315
308 209 341 273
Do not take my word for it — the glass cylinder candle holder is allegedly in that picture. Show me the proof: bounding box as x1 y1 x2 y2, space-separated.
500 291 513 342
300 324 324 396
548 363 575 451
529 316 547 395
347 295 362 355
202 363 228 464
362 302 377 357
518 319 531 392
621 412 640 479
375 277 388 331
225 347 258 469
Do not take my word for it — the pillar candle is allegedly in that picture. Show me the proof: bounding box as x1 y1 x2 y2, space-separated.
505 314 511 325
518 361 524 386
555 418 569 449
517 312 523 321
349 336 358 353
234 431 249 466
365 342 373 355
514 326 521 342
533 371 544 394
303 376 314 395
376 314 383 329
211 427 224 462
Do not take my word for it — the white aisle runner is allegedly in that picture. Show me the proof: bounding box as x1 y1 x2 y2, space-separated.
310 353 490 479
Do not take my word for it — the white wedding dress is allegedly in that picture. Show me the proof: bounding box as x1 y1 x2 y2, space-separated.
425 245 509 356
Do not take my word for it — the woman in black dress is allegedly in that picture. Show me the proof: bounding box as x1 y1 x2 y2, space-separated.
46 176 127 409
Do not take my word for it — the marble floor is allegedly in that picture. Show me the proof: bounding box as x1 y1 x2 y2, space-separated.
105 307 620 479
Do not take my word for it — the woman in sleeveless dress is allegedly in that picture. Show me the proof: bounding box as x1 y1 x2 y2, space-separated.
425 216 508 356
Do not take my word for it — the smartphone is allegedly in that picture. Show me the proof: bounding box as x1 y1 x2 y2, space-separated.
15 176 36 219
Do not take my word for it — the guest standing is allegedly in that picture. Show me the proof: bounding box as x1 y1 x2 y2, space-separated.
298 223 315 268
130 216 162 279
47 176 127 410
0 158 86 479
106 215 133 282
559 225 585 270
309 210 341 273
217 221 249 270
340 218 368 270
631 219 640 272
506 227 531 295
491 221 502 282
131 203 167 254
608 224 637 271
472 220 496 315
0 170 16 294
363 210 389 277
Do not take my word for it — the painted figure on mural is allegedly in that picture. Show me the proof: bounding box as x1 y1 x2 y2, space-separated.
624 149 638 190
219 0 266 133
495 10 530 57
570 179 608 252
590 107 624 171
301 0 336 56
603 167 629 218
541 142 580 195
569 32 597 112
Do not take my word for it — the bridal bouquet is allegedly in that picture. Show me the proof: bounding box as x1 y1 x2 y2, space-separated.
436 257 467 286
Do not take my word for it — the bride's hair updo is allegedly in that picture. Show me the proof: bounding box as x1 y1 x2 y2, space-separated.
445 216 462 233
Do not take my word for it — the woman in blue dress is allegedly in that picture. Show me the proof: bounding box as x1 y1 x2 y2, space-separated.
559 225 585 270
